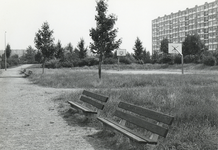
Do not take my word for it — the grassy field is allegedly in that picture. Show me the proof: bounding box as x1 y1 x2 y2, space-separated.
28 65 218 150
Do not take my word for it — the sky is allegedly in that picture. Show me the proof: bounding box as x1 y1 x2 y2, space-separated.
0 0 216 54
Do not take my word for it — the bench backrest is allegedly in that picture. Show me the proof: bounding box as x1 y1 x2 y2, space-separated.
80 90 109 110
114 102 174 137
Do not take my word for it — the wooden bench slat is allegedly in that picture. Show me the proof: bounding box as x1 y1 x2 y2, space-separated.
68 101 97 114
118 102 174 125
98 117 157 144
80 96 105 110
82 90 108 102
114 110 168 137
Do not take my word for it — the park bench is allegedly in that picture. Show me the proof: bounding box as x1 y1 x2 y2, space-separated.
20 68 26 74
24 70 32 77
68 90 109 117
97 102 174 145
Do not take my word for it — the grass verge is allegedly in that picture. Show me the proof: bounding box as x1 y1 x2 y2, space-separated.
28 67 218 150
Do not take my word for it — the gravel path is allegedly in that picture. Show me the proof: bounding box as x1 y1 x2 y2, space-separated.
0 65 98 150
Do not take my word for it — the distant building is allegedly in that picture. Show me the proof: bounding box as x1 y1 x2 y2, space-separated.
0 49 25 57
152 0 218 53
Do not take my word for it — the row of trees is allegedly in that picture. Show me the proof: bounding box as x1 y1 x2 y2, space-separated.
2 0 217 76
32 0 154 78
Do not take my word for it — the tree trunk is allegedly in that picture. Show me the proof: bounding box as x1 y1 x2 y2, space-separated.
98 53 103 79
98 61 102 79
42 57 46 74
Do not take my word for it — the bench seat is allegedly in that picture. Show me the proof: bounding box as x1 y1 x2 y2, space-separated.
68 101 97 114
98 117 157 144
97 102 174 145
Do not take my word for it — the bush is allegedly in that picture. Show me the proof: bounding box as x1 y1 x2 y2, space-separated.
184 55 196 63
119 57 132 64
103 58 116 64
203 55 216 66
7 54 19 66
61 61 73 68
78 57 99 67
158 54 173 64
45 59 61 68
174 55 182 64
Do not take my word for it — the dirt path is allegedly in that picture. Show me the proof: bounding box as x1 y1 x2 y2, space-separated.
0 65 98 150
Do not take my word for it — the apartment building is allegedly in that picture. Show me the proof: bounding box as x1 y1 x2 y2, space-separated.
152 0 218 53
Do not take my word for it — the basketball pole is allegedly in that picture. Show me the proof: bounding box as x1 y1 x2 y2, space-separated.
181 54 184 74
118 56 120 71
5 31 7 71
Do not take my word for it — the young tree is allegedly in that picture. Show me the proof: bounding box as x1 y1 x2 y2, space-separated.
151 50 159 64
35 50 42 63
55 40 64 61
34 22 55 74
76 38 87 59
160 38 169 54
65 42 73 53
182 34 205 56
6 44 11 58
133 37 144 62
142 50 151 63
25 46 36 63
90 0 122 79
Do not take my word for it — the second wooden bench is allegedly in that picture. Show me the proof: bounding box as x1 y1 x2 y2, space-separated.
98 101 174 145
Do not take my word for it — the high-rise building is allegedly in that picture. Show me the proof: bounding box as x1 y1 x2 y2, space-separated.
152 0 218 53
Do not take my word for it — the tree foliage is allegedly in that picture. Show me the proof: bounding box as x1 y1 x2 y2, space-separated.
160 38 169 54
65 42 73 53
6 44 11 58
76 38 87 59
182 34 205 56
55 40 64 61
34 22 55 73
90 0 122 79
133 37 144 61
24 46 36 63
35 50 42 63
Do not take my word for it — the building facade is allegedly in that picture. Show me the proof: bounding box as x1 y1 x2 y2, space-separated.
152 0 218 53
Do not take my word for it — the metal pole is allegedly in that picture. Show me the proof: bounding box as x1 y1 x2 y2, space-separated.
5 31 7 71
181 54 184 74
118 56 120 71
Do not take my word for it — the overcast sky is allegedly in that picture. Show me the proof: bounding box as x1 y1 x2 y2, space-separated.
0 0 215 53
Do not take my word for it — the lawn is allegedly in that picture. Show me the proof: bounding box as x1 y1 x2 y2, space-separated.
28 67 218 150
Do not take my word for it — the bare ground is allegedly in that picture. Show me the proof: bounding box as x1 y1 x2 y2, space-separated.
0 65 101 150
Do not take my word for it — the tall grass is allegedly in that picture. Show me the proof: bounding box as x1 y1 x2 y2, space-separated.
29 67 218 149
29 68 218 89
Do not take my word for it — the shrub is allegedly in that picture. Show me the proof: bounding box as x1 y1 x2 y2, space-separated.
158 54 173 64
78 57 99 67
119 57 132 64
184 55 197 63
7 54 19 66
203 55 216 66
45 59 61 68
61 61 73 68
103 58 116 64
174 55 182 64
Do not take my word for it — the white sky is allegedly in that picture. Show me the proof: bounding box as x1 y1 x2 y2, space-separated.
0 0 215 53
